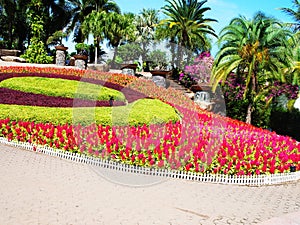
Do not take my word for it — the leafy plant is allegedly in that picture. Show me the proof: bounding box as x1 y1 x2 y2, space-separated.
21 0 53 64
148 49 168 70
75 43 89 55
46 30 68 46
116 43 142 64
184 51 213 83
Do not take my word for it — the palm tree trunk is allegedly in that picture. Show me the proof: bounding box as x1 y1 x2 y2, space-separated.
246 103 252 124
94 37 100 64
112 46 118 67
95 45 98 64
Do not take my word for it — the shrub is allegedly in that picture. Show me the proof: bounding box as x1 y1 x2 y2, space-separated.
21 0 53 64
0 98 179 126
0 77 126 101
184 51 213 83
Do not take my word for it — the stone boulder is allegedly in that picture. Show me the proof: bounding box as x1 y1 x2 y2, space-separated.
0 56 26 63
0 49 21 57
152 75 167 88
87 64 110 72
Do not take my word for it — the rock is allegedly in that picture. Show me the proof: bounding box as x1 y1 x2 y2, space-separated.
87 64 109 72
194 91 211 102
294 97 300 111
0 56 26 63
122 68 135 76
0 49 21 56
152 75 167 88
195 101 214 111
185 92 195 99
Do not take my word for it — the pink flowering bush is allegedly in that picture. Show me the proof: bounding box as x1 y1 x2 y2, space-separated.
184 52 214 83
0 66 299 175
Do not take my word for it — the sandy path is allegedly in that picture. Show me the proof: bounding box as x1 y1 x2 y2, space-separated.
0 144 299 225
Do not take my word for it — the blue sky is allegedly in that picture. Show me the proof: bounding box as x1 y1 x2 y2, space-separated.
65 0 296 55
114 0 295 55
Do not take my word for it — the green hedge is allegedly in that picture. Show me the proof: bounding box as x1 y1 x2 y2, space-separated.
0 99 179 126
0 77 126 101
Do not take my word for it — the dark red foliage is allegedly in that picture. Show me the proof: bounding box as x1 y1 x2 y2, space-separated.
0 88 126 107
0 73 148 103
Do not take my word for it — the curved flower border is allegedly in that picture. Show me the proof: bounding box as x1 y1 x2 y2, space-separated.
0 66 299 176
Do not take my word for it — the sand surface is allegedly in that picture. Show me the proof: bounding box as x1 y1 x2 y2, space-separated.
0 144 299 225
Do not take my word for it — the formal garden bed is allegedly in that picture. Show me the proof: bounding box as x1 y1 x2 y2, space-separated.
0 66 299 184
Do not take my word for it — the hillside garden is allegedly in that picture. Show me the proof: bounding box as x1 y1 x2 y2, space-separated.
0 66 298 176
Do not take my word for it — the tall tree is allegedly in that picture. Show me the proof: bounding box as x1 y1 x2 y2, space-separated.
105 12 136 66
155 24 179 68
160 0 217 67
66 0 120 43
279 0 300 32
211 12 295 124
0 0 30 49
134 8 159 64
42 0 73 43
81 10 107 63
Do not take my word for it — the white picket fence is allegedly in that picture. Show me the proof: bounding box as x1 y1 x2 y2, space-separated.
1 137 299 186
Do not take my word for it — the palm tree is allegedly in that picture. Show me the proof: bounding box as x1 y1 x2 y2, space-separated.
211 12 295 124
279 0 300 32
0 0 31 49
0 0 16 48
282 32 300 85
161 0 217 67
91 0 120 12
66 0 120 43
155 24 179 68
105 12 136 66
134 8 159 64
42 0 74 43
81 10 107 63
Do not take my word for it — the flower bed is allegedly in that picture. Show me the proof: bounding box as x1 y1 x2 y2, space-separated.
0 66 299 176
0 88 126 107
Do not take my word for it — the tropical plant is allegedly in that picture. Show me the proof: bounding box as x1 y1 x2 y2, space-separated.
0 0 30 49
134 8 160 64
47 30 68 46
21 0 53 63
160 0 217 68
116 43 143 64
66 0 120 43
211 12 295 124
279 0 300 32
105 12 136 67
281 33 300 85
